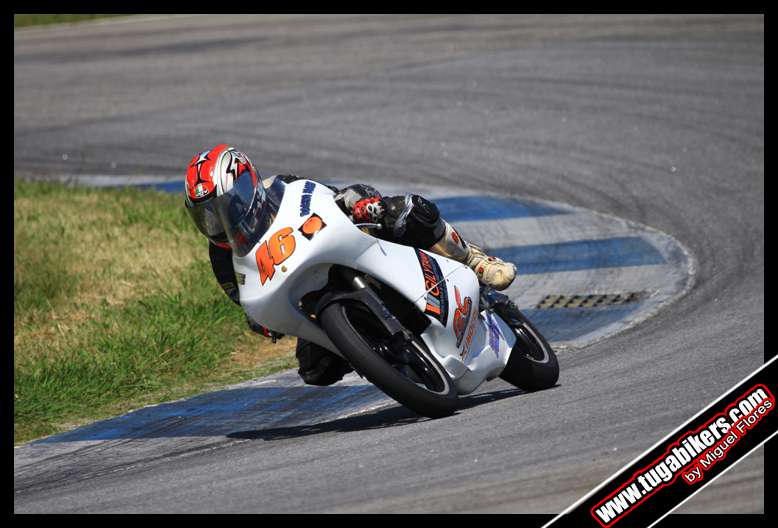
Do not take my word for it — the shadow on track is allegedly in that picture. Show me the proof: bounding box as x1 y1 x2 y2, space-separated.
228 386 532 441
37 380 546 443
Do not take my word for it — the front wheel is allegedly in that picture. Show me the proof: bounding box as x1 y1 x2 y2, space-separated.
319 301 458 418
499 309 559 391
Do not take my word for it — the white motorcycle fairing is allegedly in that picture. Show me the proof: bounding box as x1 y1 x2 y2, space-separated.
233 179 517 395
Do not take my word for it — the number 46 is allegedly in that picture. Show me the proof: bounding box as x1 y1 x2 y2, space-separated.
255 227 296 285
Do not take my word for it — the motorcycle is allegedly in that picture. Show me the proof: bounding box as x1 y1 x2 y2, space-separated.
220 176 559 418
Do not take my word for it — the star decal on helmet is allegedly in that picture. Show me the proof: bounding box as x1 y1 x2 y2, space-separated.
191 150 211 186
186 149 219 203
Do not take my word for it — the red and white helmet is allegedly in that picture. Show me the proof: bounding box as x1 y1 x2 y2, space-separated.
184 144 262 249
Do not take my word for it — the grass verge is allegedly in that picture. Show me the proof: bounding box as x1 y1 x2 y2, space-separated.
14 179 296 444
14 14 135 28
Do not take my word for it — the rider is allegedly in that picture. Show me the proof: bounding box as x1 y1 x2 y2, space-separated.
185 144 517 386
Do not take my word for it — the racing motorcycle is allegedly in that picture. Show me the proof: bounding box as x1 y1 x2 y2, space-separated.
218 176 559 418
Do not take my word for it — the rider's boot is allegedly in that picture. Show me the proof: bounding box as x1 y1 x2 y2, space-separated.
428 221 517 291
296 339 353 386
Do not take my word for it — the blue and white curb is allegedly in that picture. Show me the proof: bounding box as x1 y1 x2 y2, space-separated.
82 175 694 349
14 176 694 469
372 181 695 351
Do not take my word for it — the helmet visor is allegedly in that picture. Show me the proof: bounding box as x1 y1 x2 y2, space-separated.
187 198 225 240
212 170 279 257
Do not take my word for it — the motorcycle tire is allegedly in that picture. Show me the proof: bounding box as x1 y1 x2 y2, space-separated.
320 300 458 418
499 309 559 391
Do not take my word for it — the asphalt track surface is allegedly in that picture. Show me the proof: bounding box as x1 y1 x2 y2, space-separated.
14 15 764 514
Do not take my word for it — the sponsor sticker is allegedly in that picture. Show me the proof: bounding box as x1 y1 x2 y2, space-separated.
486 311 502 355
194 183 209 198
299 213 327 240
299 181 316 216
453 285 473 350
461 313 478 360
414 249 449 326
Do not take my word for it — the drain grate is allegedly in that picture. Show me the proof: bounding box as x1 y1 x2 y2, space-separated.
535 291 650 309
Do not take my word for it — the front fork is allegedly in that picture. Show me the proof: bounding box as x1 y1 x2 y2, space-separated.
315 267 415 342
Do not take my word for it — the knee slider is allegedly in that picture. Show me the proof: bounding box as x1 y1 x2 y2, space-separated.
409 195 439 223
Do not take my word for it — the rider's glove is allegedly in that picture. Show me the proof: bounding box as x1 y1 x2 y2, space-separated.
352 197 386 224
246 315 284 343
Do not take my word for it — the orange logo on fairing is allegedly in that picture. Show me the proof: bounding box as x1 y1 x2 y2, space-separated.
453 286 472 348
256 227 297 285
299 213 326 239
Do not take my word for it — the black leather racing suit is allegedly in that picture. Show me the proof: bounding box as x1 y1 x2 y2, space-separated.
209 174 447 386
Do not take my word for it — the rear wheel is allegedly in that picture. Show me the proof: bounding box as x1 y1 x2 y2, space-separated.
319 300 457 418
499 310 559 391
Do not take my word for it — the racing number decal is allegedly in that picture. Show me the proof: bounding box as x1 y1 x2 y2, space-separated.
256 227 297 285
